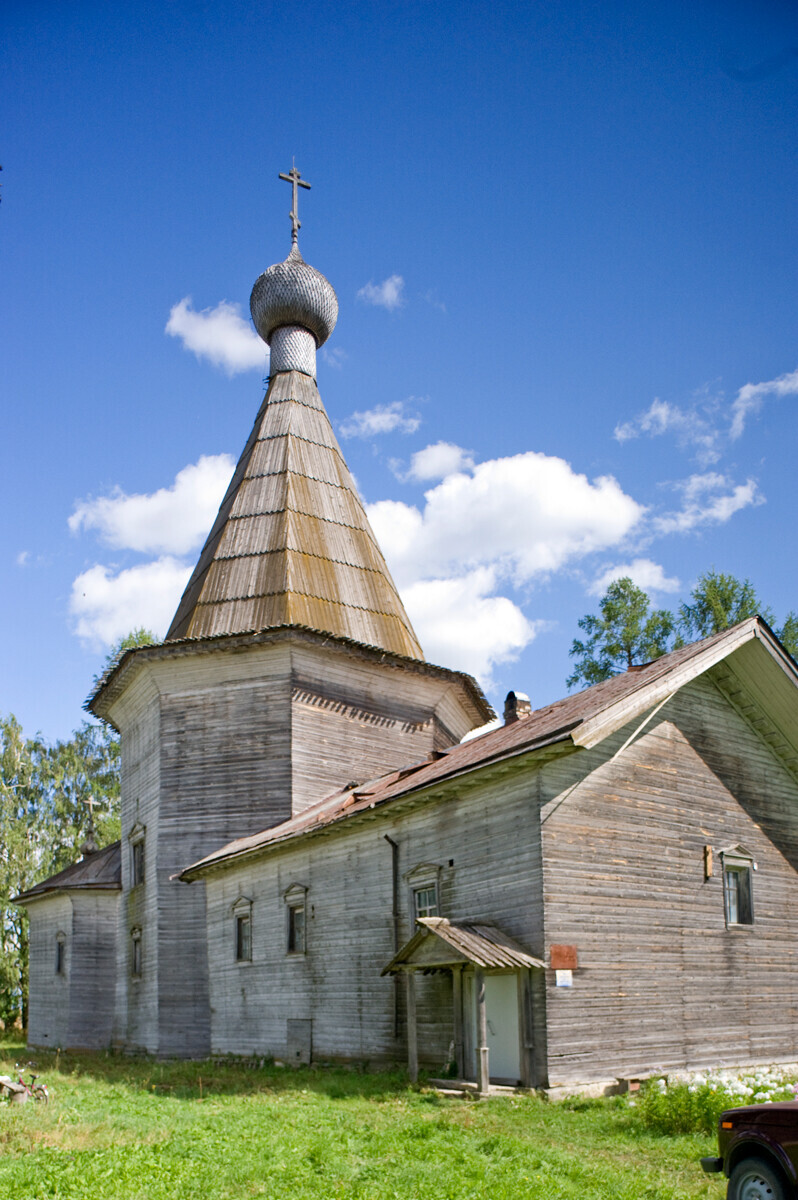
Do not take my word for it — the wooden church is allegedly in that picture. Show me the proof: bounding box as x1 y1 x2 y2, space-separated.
17 173 798 1092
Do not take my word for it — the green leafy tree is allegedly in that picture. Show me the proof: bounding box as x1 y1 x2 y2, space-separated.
678 569 774 640
567 577 676 689
778 611 798 659
678 570 796 659
93 627 158 689
0 715 46 1027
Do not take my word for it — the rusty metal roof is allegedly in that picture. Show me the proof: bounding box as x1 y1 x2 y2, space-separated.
178 617 794 881
166 370 423 659
381 918 545 973
14 841 121 904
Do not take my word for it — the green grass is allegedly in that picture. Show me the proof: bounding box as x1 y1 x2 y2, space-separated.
0 1041 722 1200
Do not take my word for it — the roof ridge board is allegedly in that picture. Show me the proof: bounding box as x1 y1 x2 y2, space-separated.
572 619 764 749
188 593 419 619
226 503 377 543
202 547 403 575
252 432 348 464
236 469 362 495
222 507 381 544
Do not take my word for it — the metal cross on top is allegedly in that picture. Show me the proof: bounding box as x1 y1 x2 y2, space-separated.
279 163 311 244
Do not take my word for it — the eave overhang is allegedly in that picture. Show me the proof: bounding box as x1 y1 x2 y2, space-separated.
87 624 492 729
381 918 546 975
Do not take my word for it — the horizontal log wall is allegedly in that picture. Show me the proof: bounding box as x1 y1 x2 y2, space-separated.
66 892 119 1049
110 638 483 1058
26 894 72 1049
114 670 162 1052
204 766 546 1073
540 673 798 1086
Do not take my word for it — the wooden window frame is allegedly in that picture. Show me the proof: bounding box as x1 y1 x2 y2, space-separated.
55 931 66 976
131 927 142 979
129 822 146 888
404 862 442 928
284 884 308 956
232 897 253 963
721 846 755 928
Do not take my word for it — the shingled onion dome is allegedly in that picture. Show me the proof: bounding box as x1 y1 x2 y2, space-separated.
250 244 338 381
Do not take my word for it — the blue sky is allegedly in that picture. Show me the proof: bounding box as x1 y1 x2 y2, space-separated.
2 0 797 743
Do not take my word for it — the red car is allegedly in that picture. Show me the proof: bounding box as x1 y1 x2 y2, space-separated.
702 1102 798 1199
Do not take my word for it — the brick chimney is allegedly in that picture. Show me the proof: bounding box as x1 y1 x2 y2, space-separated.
504 690 532 724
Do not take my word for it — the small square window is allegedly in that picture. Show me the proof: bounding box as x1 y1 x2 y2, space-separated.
724 866 753 926
287 904 305 954
236 913 252 961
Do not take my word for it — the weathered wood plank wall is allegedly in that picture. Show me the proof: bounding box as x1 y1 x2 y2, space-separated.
540 673 798 1086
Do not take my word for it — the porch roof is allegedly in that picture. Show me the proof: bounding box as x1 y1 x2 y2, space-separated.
381 917 545 975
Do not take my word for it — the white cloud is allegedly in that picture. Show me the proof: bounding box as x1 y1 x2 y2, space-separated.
357 274 405 310
368 451 645 588
16 550 30 567
589 558 681 597
321 346 347 369
69 455 234 556
614 395 721 466
402 568 538 685
339 400 421 439
166 298 268 375
404 442 475 482
730 367 798 439
653 473 763 535
363 450 643 685
69 557 192 648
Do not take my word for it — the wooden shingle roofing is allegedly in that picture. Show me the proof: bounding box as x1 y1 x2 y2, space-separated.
14 841 121 903
178 616 798 881
166 370 423 659
381 919 546 974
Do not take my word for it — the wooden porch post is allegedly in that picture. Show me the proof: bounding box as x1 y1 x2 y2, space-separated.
475 968 489 1094
405 971 418 1083
452 965 464 1078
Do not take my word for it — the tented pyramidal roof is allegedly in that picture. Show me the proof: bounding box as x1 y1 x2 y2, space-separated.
167 370 424 659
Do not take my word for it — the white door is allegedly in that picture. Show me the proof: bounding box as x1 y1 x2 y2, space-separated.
484 974 521 1082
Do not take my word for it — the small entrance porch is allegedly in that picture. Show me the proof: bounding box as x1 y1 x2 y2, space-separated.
382 917 546 1092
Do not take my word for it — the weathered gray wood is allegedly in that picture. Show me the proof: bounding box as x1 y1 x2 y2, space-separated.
452 966 464 1078
405 973 418 1082
475 969 489 1093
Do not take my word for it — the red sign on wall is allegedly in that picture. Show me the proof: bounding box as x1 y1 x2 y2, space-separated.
549 944 578 970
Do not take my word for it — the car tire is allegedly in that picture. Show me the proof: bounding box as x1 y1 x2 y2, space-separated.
728 1157 789 1200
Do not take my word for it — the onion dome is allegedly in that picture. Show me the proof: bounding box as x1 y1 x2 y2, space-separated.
250 244 338 349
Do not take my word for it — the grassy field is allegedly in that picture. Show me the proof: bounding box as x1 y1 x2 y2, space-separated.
0 1041 723 1200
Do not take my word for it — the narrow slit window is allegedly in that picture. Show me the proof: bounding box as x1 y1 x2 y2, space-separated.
131 928 142 977
55 933 66 975
287 903 305 954
724 865 753 926
236 912 252 961
131 839 145 886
